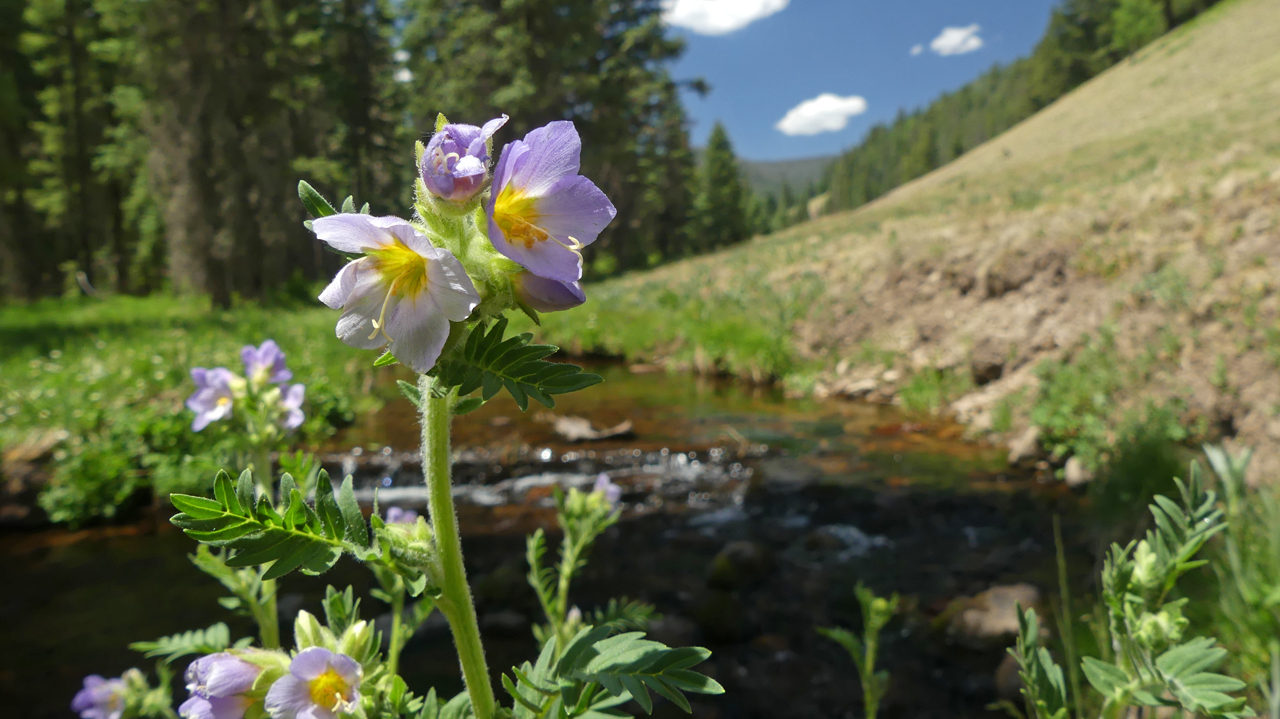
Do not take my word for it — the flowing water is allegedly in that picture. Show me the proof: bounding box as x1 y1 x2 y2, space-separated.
2 365 1082 718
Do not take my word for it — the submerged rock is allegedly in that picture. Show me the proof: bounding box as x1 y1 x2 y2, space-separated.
552 415 635 442
1063 457 1095 487
708 541 775 590
943 583 1041 649
751 457 822 493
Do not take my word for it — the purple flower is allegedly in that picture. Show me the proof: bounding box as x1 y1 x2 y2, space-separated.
593 473 622 507
265 647 362 719
487 121 616 283
312 214 481 373
178 653 263 719
420 116 508 203
242 340 292 387
187 367 239 431
385 506 419 524
512 272 585 313
72 675 126 719
280 384 305 430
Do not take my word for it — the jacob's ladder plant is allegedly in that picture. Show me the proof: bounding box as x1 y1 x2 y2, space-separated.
78 114 723 719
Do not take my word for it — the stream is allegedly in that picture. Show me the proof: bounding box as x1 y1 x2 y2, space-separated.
2 364 1082 719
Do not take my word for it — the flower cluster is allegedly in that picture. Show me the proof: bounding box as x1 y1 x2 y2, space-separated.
186 340 306 434
311 116 615 373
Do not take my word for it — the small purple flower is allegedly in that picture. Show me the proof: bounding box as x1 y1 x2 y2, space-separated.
242 340 292 387
385 506 419 524
312 214 481 373
513 272 585 313
187 367 239 431
280 384 306 430
265 647 362 719
420 116 508 203
593 473 622 507
71 675 125 719
487 121 617 283
178 653 263 719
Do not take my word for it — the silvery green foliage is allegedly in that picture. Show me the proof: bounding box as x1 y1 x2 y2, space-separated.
1010 464 1253 719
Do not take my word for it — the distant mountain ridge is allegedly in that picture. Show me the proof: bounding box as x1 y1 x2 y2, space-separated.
737 155 832 196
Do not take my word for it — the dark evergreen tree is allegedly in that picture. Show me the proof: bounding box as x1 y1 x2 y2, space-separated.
693 122 748 251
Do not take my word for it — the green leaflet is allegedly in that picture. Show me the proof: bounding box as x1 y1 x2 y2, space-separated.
129 622 250 663
505 624 723 718
433 317 603 412
170 469 372 581
298 181 337 219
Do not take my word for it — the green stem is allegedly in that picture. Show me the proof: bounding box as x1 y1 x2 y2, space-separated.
254 446 274 500
256 576 281 649
420 377 496 719
388 580 406 678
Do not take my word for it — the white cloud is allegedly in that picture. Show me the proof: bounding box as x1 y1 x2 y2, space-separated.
661 0 789 35
775 93 868 136
910 44 924 56
930 24 984 56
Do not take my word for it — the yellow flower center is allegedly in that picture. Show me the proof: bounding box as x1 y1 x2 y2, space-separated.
493 189 549 249
365 239 432 342
307 669 351 711
216 396 231 408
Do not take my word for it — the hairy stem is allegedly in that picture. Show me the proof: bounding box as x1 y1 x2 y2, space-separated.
420 376 496 719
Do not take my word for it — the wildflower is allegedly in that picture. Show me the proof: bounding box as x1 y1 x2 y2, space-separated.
280 384 305 430
420 116 508 203
487 121 616 283
512 272 585 313
178 653 263 719
72 675 126 719
265 647 362 719
593 473 622 507
312 214 481 373
187 368 240 431
385 506 419 524
242 340 292 387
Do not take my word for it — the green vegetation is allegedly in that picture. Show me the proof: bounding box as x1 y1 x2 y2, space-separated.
525 269 824 383
899 368 974 416
818 585 899 719
1030 328 1193 472
0 295 377 523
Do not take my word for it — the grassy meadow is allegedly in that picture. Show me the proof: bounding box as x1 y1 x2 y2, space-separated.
0 296 383 523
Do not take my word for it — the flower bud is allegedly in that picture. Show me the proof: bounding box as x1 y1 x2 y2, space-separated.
338 620 376 664
420 116 507 204
513 272 586 313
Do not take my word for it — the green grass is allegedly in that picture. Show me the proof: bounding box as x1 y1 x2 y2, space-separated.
0 295 379 524
522 269 826 383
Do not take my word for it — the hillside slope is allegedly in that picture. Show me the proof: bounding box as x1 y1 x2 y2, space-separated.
536 0 1280 479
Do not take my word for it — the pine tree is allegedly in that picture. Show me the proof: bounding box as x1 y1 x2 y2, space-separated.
694 122 748 252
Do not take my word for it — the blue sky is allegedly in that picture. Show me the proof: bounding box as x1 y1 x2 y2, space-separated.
663 0 1059 161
